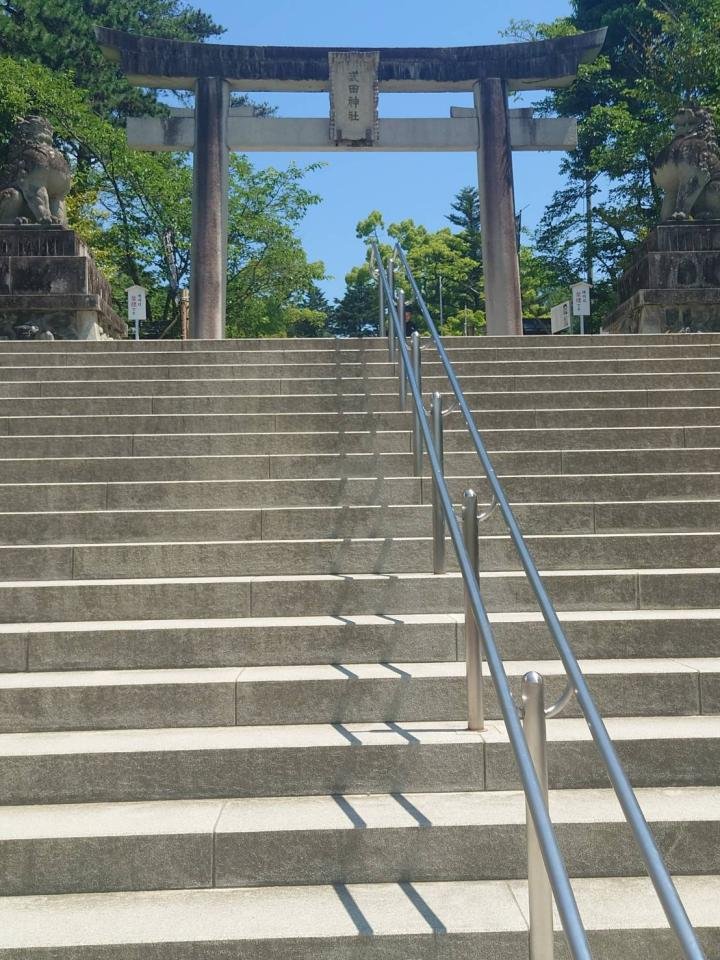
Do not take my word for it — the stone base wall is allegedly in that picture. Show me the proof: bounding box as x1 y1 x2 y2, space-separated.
604 223 720 334
0 225 126 340
604 288 720 334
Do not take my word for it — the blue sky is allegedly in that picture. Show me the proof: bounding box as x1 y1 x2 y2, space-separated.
198 0 574 300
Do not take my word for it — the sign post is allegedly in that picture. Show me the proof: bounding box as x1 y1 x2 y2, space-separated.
179 289 190 340
126 285 147 340
571 281 592 335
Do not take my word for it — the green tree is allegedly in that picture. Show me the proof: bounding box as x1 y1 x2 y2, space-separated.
370 213 482 334
446 186 483 314
509 1 720 324
225 157 326 338
346 201 562 336
0 56 326 337
0 0 223 120
284 284 331 338
329 266 378 338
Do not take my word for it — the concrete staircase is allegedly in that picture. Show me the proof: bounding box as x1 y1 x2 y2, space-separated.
1 334 719 958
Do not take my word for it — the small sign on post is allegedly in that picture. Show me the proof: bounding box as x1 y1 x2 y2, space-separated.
551 300 572 334
571 281 592 335
126 285 147 340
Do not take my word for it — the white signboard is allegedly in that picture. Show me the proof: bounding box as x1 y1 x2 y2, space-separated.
329 51 379 145
551 300 572 334
126 285 147 340
571 281 592 317
127 285 147 320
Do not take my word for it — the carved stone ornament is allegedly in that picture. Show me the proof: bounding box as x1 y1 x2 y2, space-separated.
653 106 720 222
0 116 71 226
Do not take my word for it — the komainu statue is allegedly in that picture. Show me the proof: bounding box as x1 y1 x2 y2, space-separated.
653 106 720 222
0 116 71 226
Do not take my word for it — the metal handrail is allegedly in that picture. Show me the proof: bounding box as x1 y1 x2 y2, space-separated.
371 245 591 959
370 240 705 960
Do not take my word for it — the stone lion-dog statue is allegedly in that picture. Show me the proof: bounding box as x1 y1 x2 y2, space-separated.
653 106 720 222
0 115 71 226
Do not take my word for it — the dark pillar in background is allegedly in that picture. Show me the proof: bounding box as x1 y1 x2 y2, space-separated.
474 78 524 337
190 77 230 339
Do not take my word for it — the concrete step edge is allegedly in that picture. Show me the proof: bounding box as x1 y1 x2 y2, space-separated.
2 607 720 636
4 785 718 842
1 713 719 756
1 875 718 953
1 656 715 689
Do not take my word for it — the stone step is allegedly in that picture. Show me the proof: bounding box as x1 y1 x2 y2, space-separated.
0 502 596 544
8 375 720 402
464 387 720 411
8 401 720 434
3 446 720 484
0 426 710 463
439 470 720 504
0 613 460 673
2 425 717 462
6 404 720 435
7 371 720 398
1 787 715 896
0 450 561 483
5 412 720 448
5 386 720 414
0 876 720 960
2 471 718 514
5 531 720 582
8 357 720 381
0 566 717 623
0 394 367 415
8 496 713 546
1 715 719 805
0 657 714 732
0 432 395 460
0 476 424 512
5 609 719 674
1 874 718 959
2 342 719 364
0 331 716 348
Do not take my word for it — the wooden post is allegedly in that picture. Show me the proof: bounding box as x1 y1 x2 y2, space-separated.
179 289 190 340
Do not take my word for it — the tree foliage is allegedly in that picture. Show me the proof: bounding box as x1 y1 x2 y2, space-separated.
0 0 327 338
511 0 720 325
0 0 223 120
334 192 563 337
226 157 325 338
328 267 377 338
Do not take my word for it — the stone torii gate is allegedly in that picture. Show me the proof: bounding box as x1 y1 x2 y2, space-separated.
96 27 606 339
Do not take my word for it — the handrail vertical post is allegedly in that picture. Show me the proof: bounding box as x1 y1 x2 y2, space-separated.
431 392 446 574
411 331 423 475
523 672 555 960
378 270 385 339
462 489 484 731
387 258 396 362
397 288 407 411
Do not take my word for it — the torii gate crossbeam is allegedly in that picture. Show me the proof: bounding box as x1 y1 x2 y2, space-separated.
97 27 606 339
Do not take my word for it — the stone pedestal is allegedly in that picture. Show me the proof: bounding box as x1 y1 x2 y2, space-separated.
0 225 126 340
604 223 720 334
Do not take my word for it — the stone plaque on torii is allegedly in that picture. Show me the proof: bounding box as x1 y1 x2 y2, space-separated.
97 27 606 339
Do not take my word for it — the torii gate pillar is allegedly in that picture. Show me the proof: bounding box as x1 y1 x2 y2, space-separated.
191 77 229 339
474 78 523 337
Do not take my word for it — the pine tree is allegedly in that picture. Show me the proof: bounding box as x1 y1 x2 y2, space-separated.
0 0 224 121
